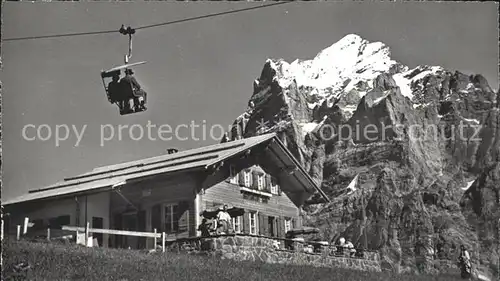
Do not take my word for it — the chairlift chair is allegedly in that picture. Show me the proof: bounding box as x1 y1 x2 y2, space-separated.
100 25 149 115
100 61 147 115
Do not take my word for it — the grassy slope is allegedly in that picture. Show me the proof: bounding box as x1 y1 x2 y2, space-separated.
2 240 462 281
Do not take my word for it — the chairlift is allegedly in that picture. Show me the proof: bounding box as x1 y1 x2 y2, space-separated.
100 25 149 115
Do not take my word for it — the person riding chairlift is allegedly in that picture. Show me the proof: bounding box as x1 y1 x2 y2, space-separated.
108 72 124 109
120 69 147 112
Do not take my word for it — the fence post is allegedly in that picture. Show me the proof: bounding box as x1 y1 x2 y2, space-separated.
47 228 51 241
154 228 157 249
85 222 90 246
16 225 21 241
23 217 29 235
162 232 165 253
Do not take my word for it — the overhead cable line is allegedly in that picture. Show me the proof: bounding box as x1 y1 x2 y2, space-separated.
4 1 293 42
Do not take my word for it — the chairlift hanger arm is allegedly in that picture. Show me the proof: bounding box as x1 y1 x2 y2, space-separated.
119 25 136 63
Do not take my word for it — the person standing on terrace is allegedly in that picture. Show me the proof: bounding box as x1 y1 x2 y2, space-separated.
217 205 232 234
198 219 211 237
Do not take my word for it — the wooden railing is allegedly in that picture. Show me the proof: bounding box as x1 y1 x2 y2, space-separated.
61 225 180 252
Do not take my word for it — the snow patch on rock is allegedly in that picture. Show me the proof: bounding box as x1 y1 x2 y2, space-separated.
462 179 476 191
392 65 444 100
299 122 319 138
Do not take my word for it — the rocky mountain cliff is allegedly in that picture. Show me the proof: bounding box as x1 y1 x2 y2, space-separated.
227 34 499 279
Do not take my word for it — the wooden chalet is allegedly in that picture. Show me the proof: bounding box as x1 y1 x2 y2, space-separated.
3 133 329 249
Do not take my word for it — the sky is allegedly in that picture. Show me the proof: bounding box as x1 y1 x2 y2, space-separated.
1 1 498 200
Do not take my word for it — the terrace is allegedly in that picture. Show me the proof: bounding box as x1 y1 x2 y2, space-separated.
162 233 381 272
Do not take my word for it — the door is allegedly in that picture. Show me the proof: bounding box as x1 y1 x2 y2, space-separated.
92 217 103 247
122 213 138 249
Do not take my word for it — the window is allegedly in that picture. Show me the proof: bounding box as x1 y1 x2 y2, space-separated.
268 216 276 237
244 170 252 187
271 177 279 194
229 165 238 184
232 216 242 233
257 174 265 190
249 212 258 235
164 204 179 233
284 218 292 234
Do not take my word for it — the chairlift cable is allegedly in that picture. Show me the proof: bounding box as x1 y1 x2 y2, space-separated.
134 1 292 30
4 2 293 42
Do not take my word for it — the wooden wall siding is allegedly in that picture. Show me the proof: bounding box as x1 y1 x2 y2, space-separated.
199 148 301 239
200 148 306 239
203 181 298 217
212 146 312 208
201 149 298 211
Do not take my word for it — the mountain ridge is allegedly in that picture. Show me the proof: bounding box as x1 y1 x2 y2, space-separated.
228 33 499 279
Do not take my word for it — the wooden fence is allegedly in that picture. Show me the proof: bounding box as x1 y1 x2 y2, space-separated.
4 217 177 253
60 224 177 252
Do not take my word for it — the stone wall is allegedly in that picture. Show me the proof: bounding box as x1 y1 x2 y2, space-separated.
165 234 381 272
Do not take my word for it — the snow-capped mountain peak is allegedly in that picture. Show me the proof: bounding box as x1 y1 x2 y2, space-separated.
266 34 400 104
261 34 457 115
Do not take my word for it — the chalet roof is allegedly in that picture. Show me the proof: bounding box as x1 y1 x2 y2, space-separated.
3 133 329 206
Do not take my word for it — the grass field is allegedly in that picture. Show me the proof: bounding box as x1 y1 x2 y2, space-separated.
2 240 463 281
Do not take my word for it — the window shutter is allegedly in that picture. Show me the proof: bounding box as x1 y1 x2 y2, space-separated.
265 175 272 192
293 217 301 229
276 217 281 238
258 214 264 235
243 210 250 234
279 217 286 238
252 171 259 189
261 214 269 236
238 171 245 186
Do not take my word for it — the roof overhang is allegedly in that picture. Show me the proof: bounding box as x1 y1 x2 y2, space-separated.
203 135 330 206
3 166 205 206
261 137 329 206
2 178 126 206
3 133 329 207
